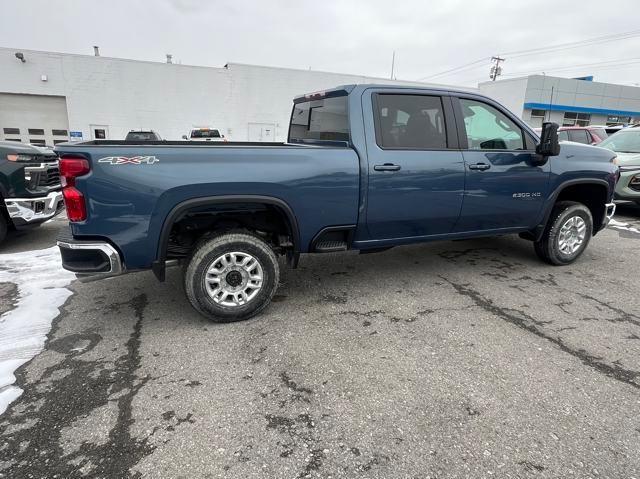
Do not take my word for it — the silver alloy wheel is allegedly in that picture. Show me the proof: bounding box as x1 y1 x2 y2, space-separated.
204 251 264 307
558 216 587 255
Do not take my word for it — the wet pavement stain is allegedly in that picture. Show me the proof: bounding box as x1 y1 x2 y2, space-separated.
0 293 155 478
441 277 640 390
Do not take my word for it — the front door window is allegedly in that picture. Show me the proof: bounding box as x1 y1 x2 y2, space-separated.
460 99 524 150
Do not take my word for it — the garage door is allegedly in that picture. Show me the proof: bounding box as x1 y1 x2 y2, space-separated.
0 93 70 146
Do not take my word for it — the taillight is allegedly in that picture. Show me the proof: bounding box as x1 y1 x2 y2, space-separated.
59 155 90 222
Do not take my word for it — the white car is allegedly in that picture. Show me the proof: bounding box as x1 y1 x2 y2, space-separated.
182 128 227 142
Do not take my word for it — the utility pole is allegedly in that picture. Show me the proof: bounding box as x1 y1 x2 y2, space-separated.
390 51 396 80
489 56 505 81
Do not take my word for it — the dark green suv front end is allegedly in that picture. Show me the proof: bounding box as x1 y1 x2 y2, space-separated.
0 141 64 239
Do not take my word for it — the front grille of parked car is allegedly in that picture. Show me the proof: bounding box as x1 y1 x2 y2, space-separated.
38 162 61 187
24 159 61 191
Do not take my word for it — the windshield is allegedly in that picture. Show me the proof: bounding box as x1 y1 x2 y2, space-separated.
191 129 221 138
598 130 640 153
126 132 157 141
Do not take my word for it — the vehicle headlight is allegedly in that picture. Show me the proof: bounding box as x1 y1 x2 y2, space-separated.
6 154 35 162
630 174 640 186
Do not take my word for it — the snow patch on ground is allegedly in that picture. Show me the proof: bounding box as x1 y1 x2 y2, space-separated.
609 218 640 235
0 247 75 415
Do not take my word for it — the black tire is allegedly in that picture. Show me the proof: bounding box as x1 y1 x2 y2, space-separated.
184 231 280 322
0 214 7 245
534 201 593 265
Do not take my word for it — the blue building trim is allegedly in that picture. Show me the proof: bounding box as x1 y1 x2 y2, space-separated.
523 102 640 117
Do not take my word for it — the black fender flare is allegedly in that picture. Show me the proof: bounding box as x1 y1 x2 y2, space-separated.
152 195 301 281
533 178 611 241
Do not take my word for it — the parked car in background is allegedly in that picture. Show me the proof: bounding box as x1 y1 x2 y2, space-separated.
182 128 227 142
56 84 618 322
557 126 608 145
598 125 640 205
0 141 64 244
604 124 627 135
125 130 162 141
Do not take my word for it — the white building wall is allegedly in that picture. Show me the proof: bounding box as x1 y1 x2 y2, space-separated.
477 77 529 117
524 75 640 114
0 48 472 142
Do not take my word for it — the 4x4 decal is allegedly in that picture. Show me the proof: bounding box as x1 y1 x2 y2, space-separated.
98 156 159 165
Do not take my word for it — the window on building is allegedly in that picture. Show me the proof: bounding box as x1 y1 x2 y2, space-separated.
563 112 591 127
52 129 68 136
94 129 106 139
3 128 20 135
28 128 45 135
5 138 21 142
460 99 524 150
531 109 546 119
29 139 46 145
373 94 447 149
53 140 67 145
606 115 631 126
529 109 546 127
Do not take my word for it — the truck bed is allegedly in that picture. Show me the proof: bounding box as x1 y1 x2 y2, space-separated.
55 142 361 269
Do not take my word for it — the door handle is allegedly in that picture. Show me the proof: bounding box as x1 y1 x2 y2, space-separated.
374 163 401 172
468 163 491 171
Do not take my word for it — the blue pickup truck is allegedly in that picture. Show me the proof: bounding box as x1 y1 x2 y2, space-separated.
56 84 619 322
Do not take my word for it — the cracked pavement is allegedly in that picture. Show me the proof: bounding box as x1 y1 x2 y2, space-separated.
1 205 640 478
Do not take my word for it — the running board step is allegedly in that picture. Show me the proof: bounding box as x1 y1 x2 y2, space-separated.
315 240 348 253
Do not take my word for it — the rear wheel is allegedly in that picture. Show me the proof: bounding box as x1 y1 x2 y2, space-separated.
534 201 592 265
184 231 280 322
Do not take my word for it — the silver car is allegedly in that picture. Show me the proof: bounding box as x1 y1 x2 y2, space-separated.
598 127 640 205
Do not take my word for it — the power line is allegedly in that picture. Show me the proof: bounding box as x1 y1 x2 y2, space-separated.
500 57 640 78
464 59 640 85
501 29 640 58
416 28 640 81
416 57 490 81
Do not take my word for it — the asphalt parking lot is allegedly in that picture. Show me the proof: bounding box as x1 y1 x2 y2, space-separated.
1 206 640 479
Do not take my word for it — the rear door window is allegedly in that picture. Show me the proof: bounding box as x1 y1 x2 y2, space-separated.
567 129 589 144
289 96 349 142
374 94 447 149
558 130 569 141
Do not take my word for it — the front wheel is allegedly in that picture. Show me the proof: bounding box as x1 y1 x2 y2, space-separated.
534 201 593 265
184 231 280 322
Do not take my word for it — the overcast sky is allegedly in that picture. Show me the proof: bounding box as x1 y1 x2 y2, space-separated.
1 0 639 87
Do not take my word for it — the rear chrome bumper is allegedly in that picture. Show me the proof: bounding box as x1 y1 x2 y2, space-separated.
5 190 64 227
57 238 124 281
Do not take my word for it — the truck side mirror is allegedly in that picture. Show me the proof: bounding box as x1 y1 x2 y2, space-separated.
536 122 560 157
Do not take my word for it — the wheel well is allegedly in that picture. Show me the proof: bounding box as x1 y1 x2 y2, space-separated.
164 202 296 260
555 183 607 233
